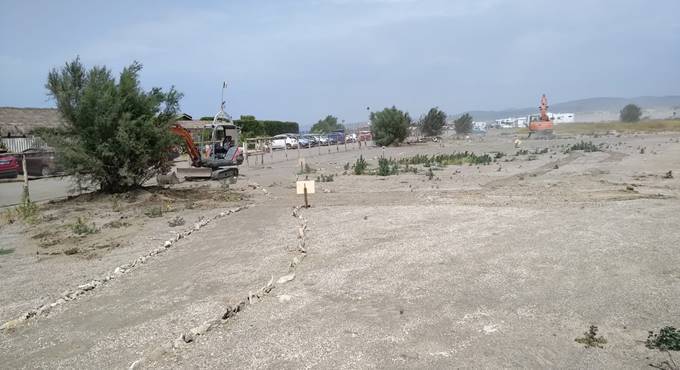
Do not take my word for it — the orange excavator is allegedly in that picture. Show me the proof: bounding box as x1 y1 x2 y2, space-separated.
527 94 554 138
168 118 243 180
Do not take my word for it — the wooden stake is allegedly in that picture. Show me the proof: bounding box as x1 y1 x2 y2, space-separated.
303 184 309 208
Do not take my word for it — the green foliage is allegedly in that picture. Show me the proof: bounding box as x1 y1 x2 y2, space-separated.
0 248 15 255
43 58 182 193
71 217 98 235
311 115 344 133
377 157 398 176
16 188 39 222
144 206 163 218
575 325 607 348
316 174 334 182
371 106 411 146
200 115 299 139
420 107 446 137
354 155 368 175
647 327 680 351
620 103 642 122
343 162 350 171
568 141 601 152
454 113 473 134
397 151 492 166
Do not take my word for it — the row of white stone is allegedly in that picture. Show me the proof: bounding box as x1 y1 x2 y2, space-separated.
0 206 248 333
128 205 310 369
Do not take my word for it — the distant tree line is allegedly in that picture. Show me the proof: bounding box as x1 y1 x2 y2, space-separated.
199 115 299 138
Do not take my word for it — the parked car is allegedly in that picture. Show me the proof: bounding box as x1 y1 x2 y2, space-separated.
0 154 19 178
301 134 318 147
15 147 61 177
316 135 330 145
271 134 298 150
297 136 310 148
327 131 346 144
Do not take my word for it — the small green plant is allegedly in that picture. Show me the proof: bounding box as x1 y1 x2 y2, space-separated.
316 174 334 182
71 217 98 235
16 187 39 222
354 155 367 175
343 162 350 171
647 327 680 351
168 216 185 227
575 325 607 348
144 206 163 218
0 248 15 255
377 157 398 176
568 141 601 152
515 149 529 156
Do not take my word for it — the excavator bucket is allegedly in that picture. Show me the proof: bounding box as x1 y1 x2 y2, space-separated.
176 167 213 179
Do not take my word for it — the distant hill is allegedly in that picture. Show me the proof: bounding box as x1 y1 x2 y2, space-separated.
458 96 680 122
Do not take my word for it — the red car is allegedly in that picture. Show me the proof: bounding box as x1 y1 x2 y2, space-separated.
0 154 19 178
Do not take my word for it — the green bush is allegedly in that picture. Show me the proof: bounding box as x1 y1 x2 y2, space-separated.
568 141 601 152
371 106 410 146
354 155 367 175
377 157 398 176
454 113 473 134
71 217 98 235
420 107 446 137
43 58 182 193
647 326 680 351
397 151 492 166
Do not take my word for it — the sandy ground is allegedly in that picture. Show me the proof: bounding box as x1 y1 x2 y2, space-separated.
0 130 679 368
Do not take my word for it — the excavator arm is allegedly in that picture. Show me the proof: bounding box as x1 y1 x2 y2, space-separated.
170 123 202 167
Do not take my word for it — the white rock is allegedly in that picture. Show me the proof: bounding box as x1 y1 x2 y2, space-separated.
277 273 295 284
114 267 124 275
164 240 172 248
278 295 292 303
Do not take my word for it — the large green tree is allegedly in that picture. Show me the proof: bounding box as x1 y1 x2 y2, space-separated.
370 106 411 146
44 58 182 193
420 107 447 136
311 115 344 133
620 104 642 122
454 113 473 134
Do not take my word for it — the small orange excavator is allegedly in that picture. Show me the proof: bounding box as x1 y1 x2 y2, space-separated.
527 94 554 138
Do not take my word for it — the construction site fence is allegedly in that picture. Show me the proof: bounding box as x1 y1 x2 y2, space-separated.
241 138 374 167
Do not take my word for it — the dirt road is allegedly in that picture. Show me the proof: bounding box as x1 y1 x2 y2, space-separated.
1 131 679 368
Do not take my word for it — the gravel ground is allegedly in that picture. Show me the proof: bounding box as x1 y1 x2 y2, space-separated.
0 130 679 368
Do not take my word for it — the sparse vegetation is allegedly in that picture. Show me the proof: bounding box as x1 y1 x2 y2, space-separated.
377 157 398 176
397 152 493 167
144 206 163 218
426 168 434 180
575 325 607 348
16 188 39 223
71 217 98 235
647 327 680 351
316 174 335 182
567 141 601 153
0 248 15 255
343 162 350 171
354 155 368 175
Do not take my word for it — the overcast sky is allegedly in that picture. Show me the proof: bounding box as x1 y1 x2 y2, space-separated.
1 0 679 127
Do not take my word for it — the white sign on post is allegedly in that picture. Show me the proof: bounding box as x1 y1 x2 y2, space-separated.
296 181 315 195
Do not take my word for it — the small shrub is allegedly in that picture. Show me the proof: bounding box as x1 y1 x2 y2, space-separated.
377 157 397 176
168 216 185 227
343 162 350 171
426 168 434 180
515 149 529 156
663 170 673 179
354 155 367 175
316 174 334 182
647 327 680 351
569 141 601 152
144 206 163 218
0 248 15 255
575 325 607 348
71 217 98 235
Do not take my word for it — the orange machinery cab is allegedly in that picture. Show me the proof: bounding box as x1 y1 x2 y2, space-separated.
528 114 553 132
